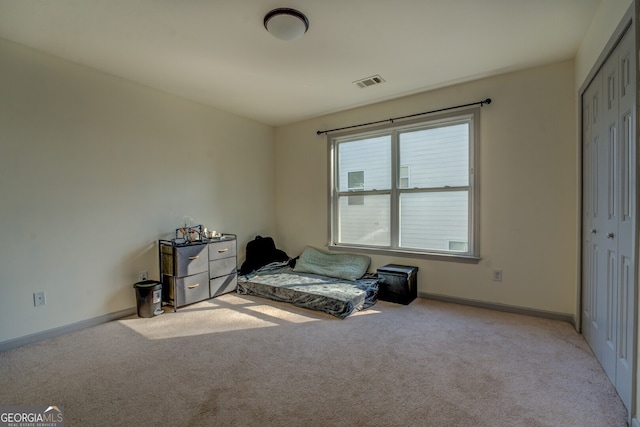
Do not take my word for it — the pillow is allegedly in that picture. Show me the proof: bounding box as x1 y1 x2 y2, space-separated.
293 246 370 281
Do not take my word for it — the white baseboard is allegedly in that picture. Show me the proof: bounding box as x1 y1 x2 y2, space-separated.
0 307 137 352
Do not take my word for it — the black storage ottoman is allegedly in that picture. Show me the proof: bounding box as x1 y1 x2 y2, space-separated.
377 264 418 305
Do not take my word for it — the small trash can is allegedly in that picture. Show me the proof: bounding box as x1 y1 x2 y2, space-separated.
133 280 163 318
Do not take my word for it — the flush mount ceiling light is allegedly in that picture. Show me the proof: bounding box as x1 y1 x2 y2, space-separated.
264 8 309 41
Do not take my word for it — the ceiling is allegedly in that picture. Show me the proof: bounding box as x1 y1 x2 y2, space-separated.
0 0 601 126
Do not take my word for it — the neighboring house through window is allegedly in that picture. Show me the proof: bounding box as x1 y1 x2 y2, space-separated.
399 165 410 189
329 109 479 259
347 170 364 205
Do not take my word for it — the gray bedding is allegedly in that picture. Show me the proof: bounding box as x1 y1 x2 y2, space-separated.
237 263 378 318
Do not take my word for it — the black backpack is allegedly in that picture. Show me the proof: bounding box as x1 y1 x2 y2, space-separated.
239 236 289 275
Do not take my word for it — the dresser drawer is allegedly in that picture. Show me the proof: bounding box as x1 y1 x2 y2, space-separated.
174 271 209 307
210 273 237 297
209 257 237 279
160 245 174 276
209 239 236 261
175 244 208 277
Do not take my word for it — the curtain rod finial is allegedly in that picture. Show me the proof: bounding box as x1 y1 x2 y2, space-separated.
483 98 492 105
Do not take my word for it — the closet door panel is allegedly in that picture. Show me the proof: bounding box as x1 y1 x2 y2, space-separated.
601 248 618 382
614 255 633 405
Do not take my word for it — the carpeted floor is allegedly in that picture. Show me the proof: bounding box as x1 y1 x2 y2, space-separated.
0 294 629 426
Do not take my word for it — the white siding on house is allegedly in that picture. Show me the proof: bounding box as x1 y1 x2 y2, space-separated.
338 195 390 245
337 135 391 246
399 122 470 250
399 124 469 188
338 135 390 191
400 191 468 251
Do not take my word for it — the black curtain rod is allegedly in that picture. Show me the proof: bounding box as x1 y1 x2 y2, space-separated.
316 98 492 135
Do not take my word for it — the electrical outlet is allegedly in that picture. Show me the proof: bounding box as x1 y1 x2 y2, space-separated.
138 271 148 281
34 291 46 306
492 269 503 282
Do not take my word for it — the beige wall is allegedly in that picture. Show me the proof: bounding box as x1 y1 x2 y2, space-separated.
275 60 577 316
575 0 633 90
0 39 276 344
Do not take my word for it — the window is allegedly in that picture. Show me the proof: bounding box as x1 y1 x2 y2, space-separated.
329 110 479 258
347 170 364 205
399 165 410 188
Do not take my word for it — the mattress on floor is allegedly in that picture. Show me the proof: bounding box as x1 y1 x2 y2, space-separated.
237 266 378 319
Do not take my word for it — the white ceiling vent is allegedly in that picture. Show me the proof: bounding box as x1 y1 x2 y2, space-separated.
354 75 385 88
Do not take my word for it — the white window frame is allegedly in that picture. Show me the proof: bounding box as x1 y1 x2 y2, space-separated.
327 109 480 260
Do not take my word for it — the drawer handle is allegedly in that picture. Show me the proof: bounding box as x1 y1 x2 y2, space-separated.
187 283 200 289
188 256 200 260
217 248 229 253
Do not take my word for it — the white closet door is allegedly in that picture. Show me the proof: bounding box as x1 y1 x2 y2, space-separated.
581 27 635 412
612 28 635 410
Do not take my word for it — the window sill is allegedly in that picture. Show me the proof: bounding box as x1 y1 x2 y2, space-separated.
327 244 481 264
